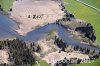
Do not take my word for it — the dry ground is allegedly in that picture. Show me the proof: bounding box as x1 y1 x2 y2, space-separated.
0 50 9 64
10 0 65 35
42 51 89 66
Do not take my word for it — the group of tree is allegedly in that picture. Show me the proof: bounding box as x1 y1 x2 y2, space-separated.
54 37 66 52
64 13 75 21
54 36 100 59
75 23 96 42
30 42 41 53
60 3 75 22
73 45 100 60
0 39 36 66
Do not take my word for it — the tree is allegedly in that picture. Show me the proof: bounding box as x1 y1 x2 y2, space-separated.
0 5 3 11
99 52 100 55
28 15 30 18
75 23 96 42
36 45 41 52
61 47 65 52
85 49 90 54
74 45 79 51
0 45 2 49
9 8 12 11
92 50 95 54
0 5 1 8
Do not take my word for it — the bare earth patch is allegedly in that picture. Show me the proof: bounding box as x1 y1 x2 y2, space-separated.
0 50 9 64
36 38 60 55
42 51 89 66
10 0 65 35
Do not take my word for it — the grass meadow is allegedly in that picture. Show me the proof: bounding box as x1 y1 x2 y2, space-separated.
64 0 100 44
0 0 14 12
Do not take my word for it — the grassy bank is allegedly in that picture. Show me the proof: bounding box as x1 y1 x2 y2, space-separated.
64 0 100 44
0 0 14 12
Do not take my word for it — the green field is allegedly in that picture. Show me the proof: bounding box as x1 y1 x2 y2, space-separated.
0 0 14 12
83 0 100 9
76 59 100 66
64 0 100 44
64 0 100 66
69 59 100 66
34 60 50 66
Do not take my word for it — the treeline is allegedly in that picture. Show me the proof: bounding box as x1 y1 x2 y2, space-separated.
0 39 35 66
54 36 99 55
56 3 75 22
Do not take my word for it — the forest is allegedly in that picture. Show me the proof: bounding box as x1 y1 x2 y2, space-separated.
0 39 35 66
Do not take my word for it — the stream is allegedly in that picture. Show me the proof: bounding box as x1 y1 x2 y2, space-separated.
0 13 100 51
